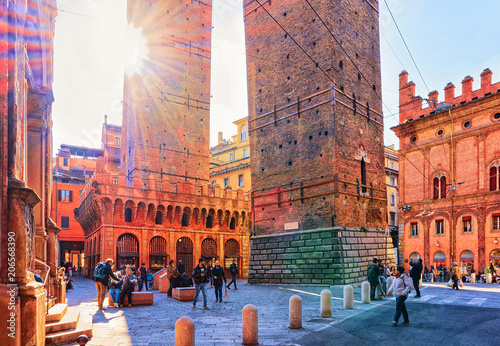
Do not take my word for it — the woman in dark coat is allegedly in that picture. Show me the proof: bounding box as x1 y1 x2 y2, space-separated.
168 269 183 297
212 260 227 302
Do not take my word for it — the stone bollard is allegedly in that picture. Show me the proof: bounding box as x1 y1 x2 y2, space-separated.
471 273 476 283
320 289 332 318
487 273 492 284
175 316 195 346
361 281 371 304
289 295 302 329
386 277 394 295
343 285 354 310
242 304 258 346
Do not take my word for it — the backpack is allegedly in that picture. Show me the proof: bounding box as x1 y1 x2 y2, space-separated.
93 262 106 279
402 274 415 293
368 265 378 278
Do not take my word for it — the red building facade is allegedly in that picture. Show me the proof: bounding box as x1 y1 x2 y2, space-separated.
76 1 251 278
393 69 500 271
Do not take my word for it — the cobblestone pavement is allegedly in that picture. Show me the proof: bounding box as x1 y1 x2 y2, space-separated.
62 278 500 345
63 277 383 346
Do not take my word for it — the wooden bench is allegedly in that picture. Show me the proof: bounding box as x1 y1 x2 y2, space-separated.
108 291 153 306
172 287 195 301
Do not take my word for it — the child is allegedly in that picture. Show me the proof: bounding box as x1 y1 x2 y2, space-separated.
147 270 154 290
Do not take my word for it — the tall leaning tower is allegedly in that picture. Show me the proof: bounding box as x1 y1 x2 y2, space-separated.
245 0 393 285
122 0 212 184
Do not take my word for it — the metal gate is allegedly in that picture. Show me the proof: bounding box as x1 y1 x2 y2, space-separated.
176 237 193 275
149 236 168 271
116 233 139 269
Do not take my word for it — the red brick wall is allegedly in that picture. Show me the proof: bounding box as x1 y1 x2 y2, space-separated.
122 0 212 183
245 0 387 234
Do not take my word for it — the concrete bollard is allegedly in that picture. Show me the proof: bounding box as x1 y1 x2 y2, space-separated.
343 285 354 310
289 295 302 329
386 277 394 295
320 289 332 318
175 316 195 346
471 273 476 283
361 281 371 304
487 273 492 284
242 304 258 346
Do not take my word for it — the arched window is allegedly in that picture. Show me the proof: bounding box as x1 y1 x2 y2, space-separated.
155 211 163 225
433 175 447 199
460 250 474 266
181 213 189 227
240 124 247 141
114 137 120 146
124 208 132 222
490 166 499 191
390 194 395 206
409 252 421 261
206 215 213 228
201 238 217 259
433 251 446 267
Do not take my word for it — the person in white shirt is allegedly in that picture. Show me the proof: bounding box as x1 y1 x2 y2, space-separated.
386 266 413 325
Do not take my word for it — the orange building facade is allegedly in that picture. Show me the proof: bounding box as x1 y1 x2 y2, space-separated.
52 144 102 268
393 69 500 271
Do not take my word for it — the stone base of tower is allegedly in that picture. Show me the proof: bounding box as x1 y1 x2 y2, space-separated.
248 228 395 286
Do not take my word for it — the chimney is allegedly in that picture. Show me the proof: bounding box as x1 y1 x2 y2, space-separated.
104 114 108 124
399 70 408 89
428 90 439 108
480 68 492 91
461 75 474 97
218 132 223 144
444 82 455 104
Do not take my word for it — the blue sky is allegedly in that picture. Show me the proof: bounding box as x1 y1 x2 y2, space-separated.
52 0 500 150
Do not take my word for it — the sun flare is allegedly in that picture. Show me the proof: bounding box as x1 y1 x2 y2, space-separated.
119 22 149 77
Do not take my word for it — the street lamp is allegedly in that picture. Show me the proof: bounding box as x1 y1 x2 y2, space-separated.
494 237 498 244
436 241 440 247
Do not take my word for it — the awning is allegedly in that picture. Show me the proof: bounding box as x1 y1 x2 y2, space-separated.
433 251 446 262
460 250 474 261
225 255 240 258
201 254 218 259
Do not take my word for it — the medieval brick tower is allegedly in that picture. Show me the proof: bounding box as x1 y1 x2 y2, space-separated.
122 0 212 184
245 1 394 285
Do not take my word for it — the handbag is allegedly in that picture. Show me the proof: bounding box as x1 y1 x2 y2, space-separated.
122 280 132 291
459 279 464 288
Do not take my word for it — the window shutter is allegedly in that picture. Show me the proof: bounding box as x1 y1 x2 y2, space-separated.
69 191 73 202
433 178 439 199
462 216 472 222
490 167 498 191
493 213 500 218
440 176 447 199
58 190 62 201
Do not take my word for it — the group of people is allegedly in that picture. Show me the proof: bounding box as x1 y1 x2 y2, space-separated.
92 257 240 311
173 257 239 310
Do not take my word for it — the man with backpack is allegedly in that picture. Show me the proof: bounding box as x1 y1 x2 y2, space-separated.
227 259 239 290
386 266 413 325
367 258 381 300
93 258 121 310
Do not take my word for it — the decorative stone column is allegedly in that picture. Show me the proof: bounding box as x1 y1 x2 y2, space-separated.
7 178 46 345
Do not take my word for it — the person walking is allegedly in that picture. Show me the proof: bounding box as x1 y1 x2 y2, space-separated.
227 259 239 290
146 270 154 290
450 263 462 290
93 258 121 311
138 263 148 291
386 266 413 325
108 271 122 308
119 268 137 307
207 260 214 288
178 259 185 276
212 260 226 302
377 259 388 295
192 258 209 310
367 258 381 300
409 258 423 298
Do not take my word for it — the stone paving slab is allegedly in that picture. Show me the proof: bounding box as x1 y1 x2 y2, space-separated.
61 277 384 345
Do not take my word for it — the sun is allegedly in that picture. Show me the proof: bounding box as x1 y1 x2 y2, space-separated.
119 22 149 77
